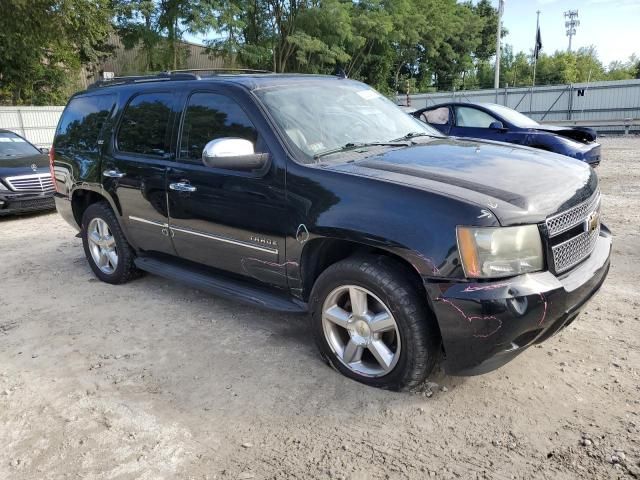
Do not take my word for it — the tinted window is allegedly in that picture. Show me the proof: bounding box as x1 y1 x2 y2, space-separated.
455 106 498 128
0 132 40 158
117 93 173 157
179 93 258 163
55 94 116 152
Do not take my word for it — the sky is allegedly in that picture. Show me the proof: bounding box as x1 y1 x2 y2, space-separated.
184 0 640 67
500 0 640 65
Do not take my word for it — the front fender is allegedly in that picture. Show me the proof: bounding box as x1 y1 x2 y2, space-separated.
285 161 500 290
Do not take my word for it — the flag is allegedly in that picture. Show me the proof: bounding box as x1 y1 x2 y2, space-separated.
534 25 542 60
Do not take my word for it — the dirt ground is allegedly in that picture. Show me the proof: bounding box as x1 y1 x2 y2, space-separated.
1 137 639 480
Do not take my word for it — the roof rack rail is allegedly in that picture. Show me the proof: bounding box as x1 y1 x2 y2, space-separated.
167 68 273 75
88 72 200 89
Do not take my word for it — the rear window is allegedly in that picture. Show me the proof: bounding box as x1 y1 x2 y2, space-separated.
55 94 116 152
116 92 173 157
0 132 40 158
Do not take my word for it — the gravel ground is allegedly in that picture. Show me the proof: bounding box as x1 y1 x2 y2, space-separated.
0 137 639 480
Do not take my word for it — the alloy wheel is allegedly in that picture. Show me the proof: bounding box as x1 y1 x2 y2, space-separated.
321 285 401 377
87 217 118 274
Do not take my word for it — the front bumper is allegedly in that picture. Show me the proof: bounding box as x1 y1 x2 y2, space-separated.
575 142 602 167
0 191 55 216
426 226 612 375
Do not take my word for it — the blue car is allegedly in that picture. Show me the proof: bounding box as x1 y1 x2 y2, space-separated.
413 102 602 167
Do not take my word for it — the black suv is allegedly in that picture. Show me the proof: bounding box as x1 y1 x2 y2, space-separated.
0 129 55 215
52 72 611 390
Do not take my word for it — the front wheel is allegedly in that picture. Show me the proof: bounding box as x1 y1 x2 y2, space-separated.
310 255 441 391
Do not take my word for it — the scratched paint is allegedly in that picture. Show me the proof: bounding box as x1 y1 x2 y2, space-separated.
439 291 548 339
240 257 299 281
413 252 441 275
537 293 548 326
437 297 503 338
462 282 510 293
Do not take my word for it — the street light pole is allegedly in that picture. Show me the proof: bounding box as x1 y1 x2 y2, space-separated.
494 0 505 90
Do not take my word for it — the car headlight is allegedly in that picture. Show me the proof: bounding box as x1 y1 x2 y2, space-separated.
0 180 8 191
457 225 544 278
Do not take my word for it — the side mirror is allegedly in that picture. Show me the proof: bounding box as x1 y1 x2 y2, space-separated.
39 147 49 155
489 121 506 131
202 138 268 171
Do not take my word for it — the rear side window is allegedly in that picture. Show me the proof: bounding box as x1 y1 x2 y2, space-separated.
56 94 116 152
117 93 173 157
179 93 258 163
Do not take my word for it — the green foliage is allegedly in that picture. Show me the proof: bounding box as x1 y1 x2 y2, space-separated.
195 0 501 93
1 0 638 105
0 0 113 105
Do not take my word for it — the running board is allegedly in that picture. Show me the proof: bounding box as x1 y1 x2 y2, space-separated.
134 256 308 314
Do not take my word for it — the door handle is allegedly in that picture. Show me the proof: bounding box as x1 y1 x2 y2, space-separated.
169 182 197 192
103 169 126 178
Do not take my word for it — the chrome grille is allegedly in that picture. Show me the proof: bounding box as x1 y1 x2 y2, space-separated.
5 173 54 193
551 225 600 273
545 191 600 237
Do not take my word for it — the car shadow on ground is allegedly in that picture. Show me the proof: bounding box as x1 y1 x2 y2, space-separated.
0 209 56 223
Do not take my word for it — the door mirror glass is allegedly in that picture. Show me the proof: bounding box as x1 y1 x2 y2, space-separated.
202 138 268 171
489 121 505 130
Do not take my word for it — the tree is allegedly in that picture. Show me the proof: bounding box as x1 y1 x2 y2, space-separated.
605 55 638 81
0 0 113 105
114 0 214 71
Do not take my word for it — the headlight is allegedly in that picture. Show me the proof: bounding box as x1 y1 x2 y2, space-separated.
0 180 8 191
457 225 544 278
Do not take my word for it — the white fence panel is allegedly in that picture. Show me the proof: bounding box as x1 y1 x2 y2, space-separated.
403 79 640 133
0 107 64 147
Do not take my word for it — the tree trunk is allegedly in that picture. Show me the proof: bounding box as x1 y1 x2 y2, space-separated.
12 87 20 106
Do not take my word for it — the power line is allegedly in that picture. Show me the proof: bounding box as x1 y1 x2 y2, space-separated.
564 10 580 52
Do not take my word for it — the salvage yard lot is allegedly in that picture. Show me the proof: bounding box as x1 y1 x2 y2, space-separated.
1 137 639 480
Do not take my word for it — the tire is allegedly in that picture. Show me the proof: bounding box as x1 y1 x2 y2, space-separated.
310 255 441 391
81 202 140 285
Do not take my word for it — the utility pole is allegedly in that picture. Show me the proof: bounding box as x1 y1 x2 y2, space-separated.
494 0 505 90
564 10 580 52
530 10 541 113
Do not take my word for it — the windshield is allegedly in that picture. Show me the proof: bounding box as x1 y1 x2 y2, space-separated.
254 81 442 162
0 132 41 158
483 104 540 128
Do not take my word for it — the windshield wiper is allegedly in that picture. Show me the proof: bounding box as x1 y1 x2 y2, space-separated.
313 141 408 160
391 132 438 142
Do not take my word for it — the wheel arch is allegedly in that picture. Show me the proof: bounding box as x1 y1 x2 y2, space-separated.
299 237 428 305
71 187 122 230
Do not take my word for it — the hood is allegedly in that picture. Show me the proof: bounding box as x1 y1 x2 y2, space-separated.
533 125 597 143
325 138 598 226
0 153 50 178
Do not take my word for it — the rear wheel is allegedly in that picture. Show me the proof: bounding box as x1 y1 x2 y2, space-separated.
310 255 441 391
81 202 140 284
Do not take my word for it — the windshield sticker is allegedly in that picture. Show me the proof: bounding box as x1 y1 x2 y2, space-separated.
356 89 380 100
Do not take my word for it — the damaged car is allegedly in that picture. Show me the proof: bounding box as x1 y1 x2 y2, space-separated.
52 73 611 390
413 102 602 166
